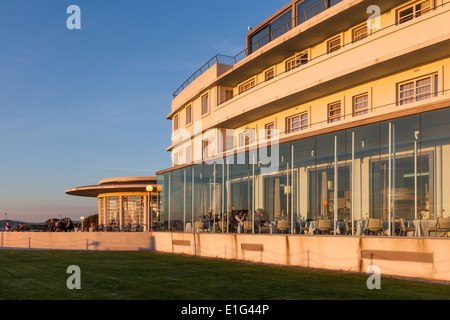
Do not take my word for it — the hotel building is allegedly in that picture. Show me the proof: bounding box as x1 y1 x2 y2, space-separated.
156 0 450 237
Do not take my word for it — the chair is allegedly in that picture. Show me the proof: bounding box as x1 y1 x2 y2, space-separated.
276 220 290 234
428 217 450 237
243 220 253 233
259 222 272 234
299 221 310 235
194 221 208 233
399 218 415 236
345 220 356 235
317 219 332 235
366 219 384 236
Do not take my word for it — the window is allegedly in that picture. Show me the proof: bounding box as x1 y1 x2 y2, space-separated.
238 129 256 148
286 113 308 133
239 79 255 94
398 0 431 24
398 75 436 105
202 139 210 159
285 51 309 72
185 145 192 164
327 36 341 53
173 114 179 131
185 105 192 125
265 122 275 140
352 24 368 43
173 152 179 166
353 94 369 116
225 90 233 101
201 93 209 115
265 68 275 81
328 101 341 123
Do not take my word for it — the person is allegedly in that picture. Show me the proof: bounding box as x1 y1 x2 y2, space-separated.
74 224 81 232
48 219 56 232
234 211 246 233
18 222 25 232
89 223 96 232
65 219 73 232
4 222 11 232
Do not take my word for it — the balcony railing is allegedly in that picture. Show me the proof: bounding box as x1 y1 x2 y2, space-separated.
172 0 343 98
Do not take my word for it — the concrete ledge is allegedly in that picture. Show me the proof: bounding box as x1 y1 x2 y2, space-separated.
1 232 449 283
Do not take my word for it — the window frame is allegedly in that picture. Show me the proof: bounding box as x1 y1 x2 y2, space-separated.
238 78 256 94
265 68 275 81
353 93 369 116
327 36 341 54
397 74 437 106
397 0 432 24
185 105 192 126
286 112 308 133
352 23 368 43
201 93 209 116
265 122 275 140
327 101 342 123
173 114 179 131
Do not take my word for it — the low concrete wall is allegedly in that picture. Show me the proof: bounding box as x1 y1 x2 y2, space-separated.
1 231 449 283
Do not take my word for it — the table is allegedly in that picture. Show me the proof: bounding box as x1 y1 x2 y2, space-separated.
413 219 437 237
306 221 344 235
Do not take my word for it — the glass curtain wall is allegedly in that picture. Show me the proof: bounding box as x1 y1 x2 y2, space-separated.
157 107 450 235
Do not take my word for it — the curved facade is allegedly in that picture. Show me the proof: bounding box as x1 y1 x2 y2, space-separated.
66 177 159 231
157 0 450 237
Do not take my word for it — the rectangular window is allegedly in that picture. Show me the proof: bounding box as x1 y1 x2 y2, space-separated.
185 105 192 125
265 122 275 140
238 129 256 147
173 152 179 166
185 145 192 164
398 0 431 24
239 79 255 94
398 75 436 105
285 57 297 72
285 51 309 73
173 114 179 131
265 68 275 81
202 139 209 159
328 101 341 123
353 94 369 116
201 93 209 115
286 113 308 133
327 36 341 53
352 24 368 43
225 89 233 101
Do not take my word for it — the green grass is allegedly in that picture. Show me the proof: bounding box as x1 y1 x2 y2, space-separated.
0 249 448 300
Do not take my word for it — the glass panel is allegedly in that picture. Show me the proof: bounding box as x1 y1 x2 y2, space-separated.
106 196 120 228
123 196 144 231
420 108 450 219
271 10 292 40
229 152 249 233
292 137 316 225
250 26 269 53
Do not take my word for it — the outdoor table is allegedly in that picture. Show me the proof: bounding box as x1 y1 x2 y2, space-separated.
413 219 437 237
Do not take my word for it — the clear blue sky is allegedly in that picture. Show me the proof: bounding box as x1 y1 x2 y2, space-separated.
0 0 285 222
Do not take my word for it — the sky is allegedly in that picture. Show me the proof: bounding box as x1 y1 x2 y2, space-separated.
0 0 286 222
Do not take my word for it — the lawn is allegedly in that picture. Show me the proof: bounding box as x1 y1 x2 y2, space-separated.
0 249 448 300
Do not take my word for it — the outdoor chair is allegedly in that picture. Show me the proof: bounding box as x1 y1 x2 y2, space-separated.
345 220 356 235
194 221 208 233
299 221 310 235
399 218 415 236
428 217 450 237
276 220 290 234
366 219 384 236
243 220 253 233
317 219 332 235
